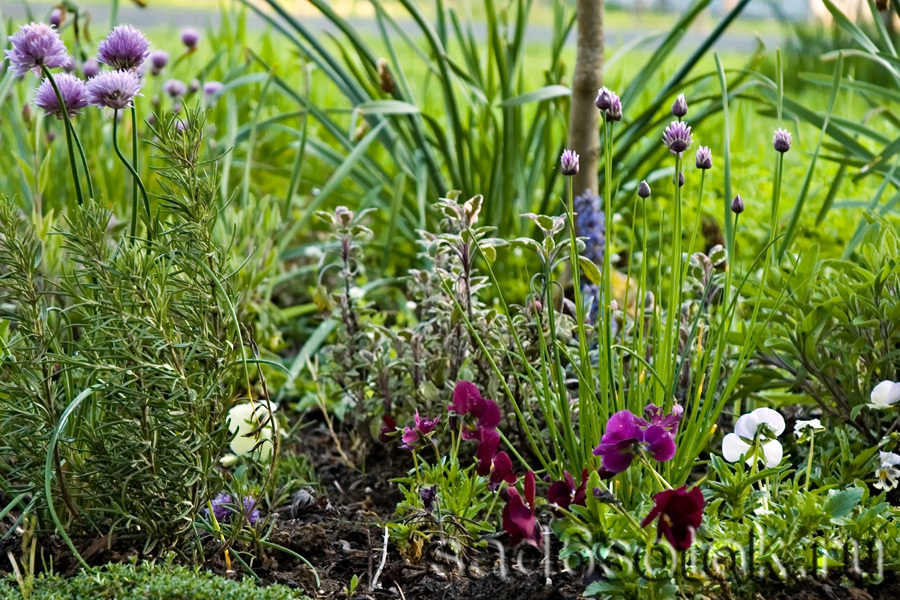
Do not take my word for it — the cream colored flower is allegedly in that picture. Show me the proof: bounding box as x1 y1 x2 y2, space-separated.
226 402 277 462
722 407 785 468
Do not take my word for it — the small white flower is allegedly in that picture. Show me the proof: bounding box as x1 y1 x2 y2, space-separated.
874 452 900 491
794 419 824 436
226 402 278 462
722 407 785 468
868 380 900 410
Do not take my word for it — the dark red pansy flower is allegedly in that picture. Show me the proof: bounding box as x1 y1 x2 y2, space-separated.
641 486 704 551
547 469 589 509
502 471 541 547
379 416 397 443
449 380 501 441
475 428 501 476
487 451 517 491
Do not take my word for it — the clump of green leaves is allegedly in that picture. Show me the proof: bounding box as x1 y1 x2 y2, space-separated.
755 217 900 443
0 109 255 552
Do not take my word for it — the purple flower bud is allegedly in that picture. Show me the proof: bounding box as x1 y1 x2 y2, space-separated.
773 128 792 153
149 50 168 75
663 120 692 155
673 171 684 187
34 72 88 119
420 485 438 514
86 69 143 109
672 93 688 118
189 78 200 94
731 194 745 214
560 149 579 176
62 55 75 73
82 58 99 79
203 80 223 97
163 78 187 98
180 28 201 49
6 22 70 77
594 86 613 111
49 9 63 29
605 93 622 122
97 25 150 72
638 180 651 199
695 145 712 170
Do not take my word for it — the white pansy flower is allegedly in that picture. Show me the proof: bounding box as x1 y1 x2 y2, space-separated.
226 402 277 462
874 451 900 492
868 380 900 410
722 407 785 468
794 418 824 437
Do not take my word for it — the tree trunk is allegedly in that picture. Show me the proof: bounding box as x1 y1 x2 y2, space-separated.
569 0 604 197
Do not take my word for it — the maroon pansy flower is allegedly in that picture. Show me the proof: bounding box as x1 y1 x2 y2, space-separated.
547 469 589 510
641 486 704 551
449 380 501 441
487 451 518 491
475 428 501 476
502 471 541 547
379 415 397 443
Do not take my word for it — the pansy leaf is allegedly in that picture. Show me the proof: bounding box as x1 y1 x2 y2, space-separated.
823 487 864 522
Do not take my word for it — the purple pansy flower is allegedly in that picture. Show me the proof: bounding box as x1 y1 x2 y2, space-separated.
592 406 682 474
449 380 501 442
487 451 517 491
6 22 69 77
400 411 440 450
97 25 150 72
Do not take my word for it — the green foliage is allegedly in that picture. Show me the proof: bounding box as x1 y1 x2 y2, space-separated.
1 560 302 600
754 216 900 443
0 110 256 550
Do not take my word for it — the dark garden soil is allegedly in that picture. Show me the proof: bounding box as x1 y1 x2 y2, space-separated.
4 421 900 599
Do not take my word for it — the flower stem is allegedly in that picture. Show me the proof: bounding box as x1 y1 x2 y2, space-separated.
41 67 83 206
805 434 814 492
112 108 153 242
131 104 140 235
639 454 673 490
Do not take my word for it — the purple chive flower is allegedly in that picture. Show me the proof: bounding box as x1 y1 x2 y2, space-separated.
181 28 201 49
62 54 76 73
592 407 681 474
731 194 745 214
637 180 651 199
82 58 99 79
663 120 693 155
674 171 685 188
34 72 88 119
163 78 187 98
149 50 168 75
188 78 200 94
594 86 613 111
6 22 70 77
773 128 792 153
203 80 223 97
672 93 688 118
695 146 712 170
97 25 150 72
49 9 63 29
560 149 579 176
605 93 622 122
86 69 143 109
400 411 440 450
